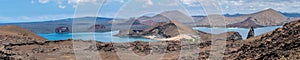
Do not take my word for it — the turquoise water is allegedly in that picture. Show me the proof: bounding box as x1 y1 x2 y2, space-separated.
38 31 155 42
193 26 282 39
39 26 281 42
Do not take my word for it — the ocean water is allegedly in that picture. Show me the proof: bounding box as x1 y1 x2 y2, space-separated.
38 31 155 42
39 26 282 42
193 26 282 39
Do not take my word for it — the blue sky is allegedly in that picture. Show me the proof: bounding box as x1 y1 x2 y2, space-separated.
0 0 299 23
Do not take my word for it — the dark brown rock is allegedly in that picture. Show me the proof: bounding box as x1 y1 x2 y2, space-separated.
247 26 255 39
225 20 300 60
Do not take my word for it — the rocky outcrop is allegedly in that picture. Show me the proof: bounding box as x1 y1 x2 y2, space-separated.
223 32 243 41
246 27 255 39
196 31 243 41
55 26 70 33
117 20 243 41
116 20 200 41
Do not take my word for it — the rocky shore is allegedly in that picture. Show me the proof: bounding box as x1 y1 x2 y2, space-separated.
0 20 299 60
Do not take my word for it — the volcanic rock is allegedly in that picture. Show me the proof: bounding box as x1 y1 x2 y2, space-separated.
55 26 70 33
196 31 243 41
225 20 300 59
116 20 200 41
246 26 255 39
222 32 243 41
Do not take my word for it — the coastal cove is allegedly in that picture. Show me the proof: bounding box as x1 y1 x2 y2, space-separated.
38 26 281 42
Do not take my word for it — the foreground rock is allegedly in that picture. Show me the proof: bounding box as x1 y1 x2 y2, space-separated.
224 20 300 59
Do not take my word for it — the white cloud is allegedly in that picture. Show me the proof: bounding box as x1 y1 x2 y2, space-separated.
146 0 153 5
58 5 66 9
38 0 49 4
33 0 300 15
36 0 126 9
180 0 200 7
219 0 300 14
0 14 74 23
179 0 300 14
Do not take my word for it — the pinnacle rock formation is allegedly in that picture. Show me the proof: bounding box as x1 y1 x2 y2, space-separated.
247 26 255 39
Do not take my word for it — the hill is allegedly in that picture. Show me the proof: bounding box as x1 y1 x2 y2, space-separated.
199 8 288 27
227 17 264 28
0 25 46 44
